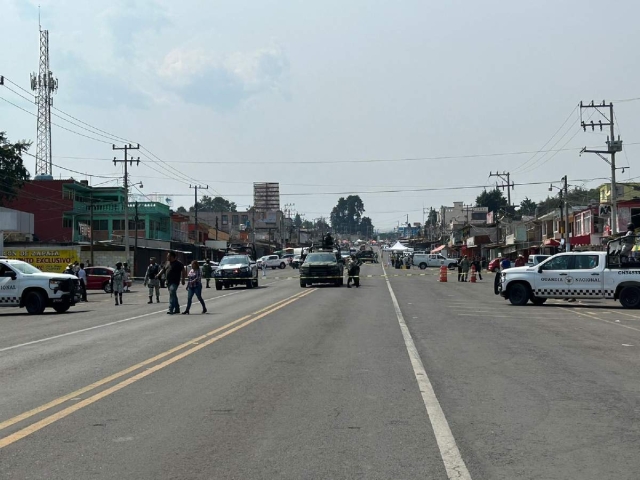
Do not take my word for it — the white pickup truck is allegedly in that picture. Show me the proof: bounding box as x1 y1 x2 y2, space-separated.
412 253 458 270
498 247 640 309
0 258 82 314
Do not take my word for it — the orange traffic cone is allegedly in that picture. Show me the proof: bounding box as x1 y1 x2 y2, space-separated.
470 265 477 283
439 264 448 282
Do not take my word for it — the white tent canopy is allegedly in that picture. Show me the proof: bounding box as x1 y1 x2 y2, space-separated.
389 241 408 251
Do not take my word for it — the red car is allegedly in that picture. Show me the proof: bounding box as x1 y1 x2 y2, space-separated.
487 258 501 272
84 266 132 293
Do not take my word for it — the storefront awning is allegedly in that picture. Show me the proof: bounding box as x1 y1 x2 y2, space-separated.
430 245 446 254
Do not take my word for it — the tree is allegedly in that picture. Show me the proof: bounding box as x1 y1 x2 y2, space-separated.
294 213 302 228
301 220 313 229
427 208 438 226
360 216 375 238
330 195 365 234
519 197 537 216
176 206 188 214
0 132 31 206
190 195 237 213
476 188 507 213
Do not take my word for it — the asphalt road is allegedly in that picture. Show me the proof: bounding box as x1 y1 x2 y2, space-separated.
1 257 640 479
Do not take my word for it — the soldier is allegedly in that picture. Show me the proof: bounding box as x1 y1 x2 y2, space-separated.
111 262 126 306
202 258 213 288
347 254 362 288
143 257 161 304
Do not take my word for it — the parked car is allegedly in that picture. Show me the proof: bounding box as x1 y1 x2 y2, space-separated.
412 253 458 270
281 254 295 265
487 258 501 272
259 254 287 270
526 255 551 267
85 266 132 293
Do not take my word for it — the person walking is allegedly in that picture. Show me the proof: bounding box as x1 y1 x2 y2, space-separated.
111 262 126 306
160 251 186 315
202 258 213 288
460 255 470 282
77 262 88 302
143 257 161 304
123 262 131 292
347 254 362 288
472 257 483 281
261 258 267 278
457 257 463 282
183 260 207 315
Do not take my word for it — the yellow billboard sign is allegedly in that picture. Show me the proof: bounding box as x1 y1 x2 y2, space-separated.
4 249 80 273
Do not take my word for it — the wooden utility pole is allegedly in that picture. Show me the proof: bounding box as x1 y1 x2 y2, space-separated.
489 171 514 206
112 144 140 263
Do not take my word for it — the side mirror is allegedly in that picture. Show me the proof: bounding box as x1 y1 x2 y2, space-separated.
538 267 543 274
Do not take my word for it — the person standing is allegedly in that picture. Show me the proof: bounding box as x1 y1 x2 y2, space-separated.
261 258 267 278
77 262 88 302
473 257 483 281
457 257 463 282
161 251 186 315
347 254 362 288
514 255 526 267
183 260 207 315
143 257 161 304
111 262 126 306
460 255 470 282
202 258 213 288
123 262 131 292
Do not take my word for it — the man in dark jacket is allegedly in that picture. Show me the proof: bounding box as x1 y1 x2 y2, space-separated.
159 251 186 315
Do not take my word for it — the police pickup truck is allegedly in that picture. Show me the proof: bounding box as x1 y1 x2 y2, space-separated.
498 237 640 308
0 257 82 314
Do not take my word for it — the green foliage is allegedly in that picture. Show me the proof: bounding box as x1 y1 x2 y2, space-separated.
0 132 31 206
475 188 507 213
359 216 375 237
330 195 366 234
519 197 537 216
427 208 438 225
294 213 302 228
301 220 314 229
190 195 237 213
176 206 188 213
536 187 600 216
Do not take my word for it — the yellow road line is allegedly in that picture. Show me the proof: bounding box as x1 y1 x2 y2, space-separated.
0 290 311 435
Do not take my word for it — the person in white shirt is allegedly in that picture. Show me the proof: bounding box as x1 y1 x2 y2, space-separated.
77 263 88 302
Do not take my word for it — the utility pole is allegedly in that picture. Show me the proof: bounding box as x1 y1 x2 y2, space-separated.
134 201 139 275
190 184 208 260
89 193 94 266
580 101 623 235
489 171 514 206
562 176 570 252
30 22 58 177
113 143 140 264
463 203 474 224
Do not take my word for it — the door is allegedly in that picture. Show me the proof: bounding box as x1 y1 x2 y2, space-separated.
566 254 605 299
0 264 20 306
534 254 574 298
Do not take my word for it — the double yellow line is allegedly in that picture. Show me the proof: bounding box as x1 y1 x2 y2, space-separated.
0 289 316 449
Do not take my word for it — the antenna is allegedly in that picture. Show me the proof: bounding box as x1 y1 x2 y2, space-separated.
31 17 59 177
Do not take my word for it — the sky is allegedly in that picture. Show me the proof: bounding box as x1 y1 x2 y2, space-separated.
2 0 640 231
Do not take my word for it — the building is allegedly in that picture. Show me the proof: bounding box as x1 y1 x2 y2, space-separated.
438 202 488 231
253 182 280 212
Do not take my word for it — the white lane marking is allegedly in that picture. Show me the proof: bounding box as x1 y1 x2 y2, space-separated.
382 264 472 480
457 314 509 318
571 309 640 333
0 284 281 353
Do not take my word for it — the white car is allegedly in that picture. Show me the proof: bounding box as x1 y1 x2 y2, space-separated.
412 253 459 270
0 258 82 314
257 255 287 270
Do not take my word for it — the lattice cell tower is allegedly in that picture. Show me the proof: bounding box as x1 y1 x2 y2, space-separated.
30 25 58 177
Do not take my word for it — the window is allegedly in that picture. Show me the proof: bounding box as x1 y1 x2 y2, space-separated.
63 218 73 228
583 212 592 235
241 215 249 224
541 255 571 270
92 220 109 231
471 212 486 221
575 216 582 236
129 219 145 230
62 188 74 200
232 215 239 226
222 215 228 225
573 255 599 270
113 219 125 230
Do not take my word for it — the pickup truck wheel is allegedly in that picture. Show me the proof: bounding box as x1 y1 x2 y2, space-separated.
620 286 640 309
271 267 276 270
508 283 530 306
279 263 286 269
419 263 427 270
24 291 46 314
300 280 306 288
448 263 457 270
103 282 112 293
246 280 253 289
215 281 222 291
53 303 70 313
531 296 547 306
252 278 259 288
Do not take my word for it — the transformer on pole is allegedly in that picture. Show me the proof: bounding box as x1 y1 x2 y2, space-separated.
30 24 58 177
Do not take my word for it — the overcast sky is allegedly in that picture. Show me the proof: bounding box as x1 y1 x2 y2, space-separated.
2 0 640 231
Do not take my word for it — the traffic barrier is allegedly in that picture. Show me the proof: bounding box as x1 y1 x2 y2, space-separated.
470 265 477 283
439 265 448 282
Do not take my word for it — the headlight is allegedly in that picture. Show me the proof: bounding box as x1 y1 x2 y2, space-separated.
240 267 249 272
49 279 62 290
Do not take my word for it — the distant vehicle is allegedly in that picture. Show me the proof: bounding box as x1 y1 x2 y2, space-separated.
487 258 501 272
197 260 219 272
357 250 377 263
259 255 287 269
85 266 132 293
526 255 551 267
213 255 258 290
291 255 302 269
412 253 458 270
281 254 295 264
